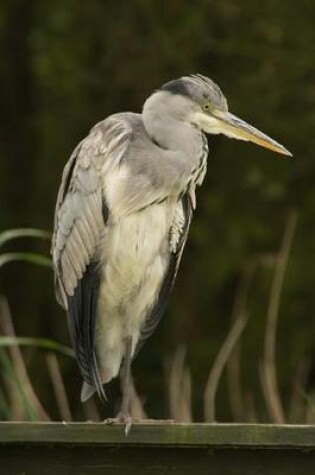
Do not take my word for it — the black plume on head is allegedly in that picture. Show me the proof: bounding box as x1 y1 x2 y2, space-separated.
160 74 228 110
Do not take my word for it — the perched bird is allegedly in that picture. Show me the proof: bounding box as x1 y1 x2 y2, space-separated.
52 74 291 426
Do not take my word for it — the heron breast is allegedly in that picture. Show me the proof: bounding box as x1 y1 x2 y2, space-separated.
97 202 174 332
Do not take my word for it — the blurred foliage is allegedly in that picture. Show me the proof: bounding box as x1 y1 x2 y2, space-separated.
0 228 51 269
0 0 315 422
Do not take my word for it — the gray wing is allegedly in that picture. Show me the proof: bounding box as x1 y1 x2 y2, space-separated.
137 192 193 347
51 116 132 398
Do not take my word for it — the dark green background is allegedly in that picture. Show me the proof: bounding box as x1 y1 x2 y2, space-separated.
0 0 314 422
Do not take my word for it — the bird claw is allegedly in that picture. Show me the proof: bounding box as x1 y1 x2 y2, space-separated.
103 413 132 436
124 416 132 436
117 412 132 436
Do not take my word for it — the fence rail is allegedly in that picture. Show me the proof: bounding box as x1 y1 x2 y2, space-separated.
0 423 314 474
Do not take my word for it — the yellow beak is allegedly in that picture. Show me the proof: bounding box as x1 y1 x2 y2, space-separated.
212 110 292 157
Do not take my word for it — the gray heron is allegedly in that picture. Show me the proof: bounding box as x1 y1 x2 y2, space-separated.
52 74 291 428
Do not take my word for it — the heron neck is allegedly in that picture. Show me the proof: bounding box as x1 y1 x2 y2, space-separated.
142 95 202 161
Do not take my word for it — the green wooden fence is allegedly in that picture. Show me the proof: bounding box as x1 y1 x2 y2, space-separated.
0 423 314 474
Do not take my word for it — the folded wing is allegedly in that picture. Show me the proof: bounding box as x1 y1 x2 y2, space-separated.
51 117 132 398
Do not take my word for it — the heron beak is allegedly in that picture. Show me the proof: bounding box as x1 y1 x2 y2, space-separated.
212 111 292 157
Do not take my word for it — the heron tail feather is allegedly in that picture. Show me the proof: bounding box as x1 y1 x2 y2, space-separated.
81 382 97 402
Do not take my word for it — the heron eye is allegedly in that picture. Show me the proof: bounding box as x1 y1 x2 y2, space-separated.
202 103 211 112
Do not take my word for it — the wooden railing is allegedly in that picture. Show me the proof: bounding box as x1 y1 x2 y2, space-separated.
0 423 314 474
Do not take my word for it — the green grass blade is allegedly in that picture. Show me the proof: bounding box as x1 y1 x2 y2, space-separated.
0 337 74 358
0 228 51 248
0 385 11 419
0 253 52 269
0 349 38 420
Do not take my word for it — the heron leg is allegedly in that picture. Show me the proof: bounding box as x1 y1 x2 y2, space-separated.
117 336 133 433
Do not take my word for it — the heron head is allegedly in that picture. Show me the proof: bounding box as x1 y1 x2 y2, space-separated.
159 74 292 157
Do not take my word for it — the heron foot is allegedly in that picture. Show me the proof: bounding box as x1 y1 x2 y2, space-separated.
104 417 176 427
104 412 132 436
135 418 176 424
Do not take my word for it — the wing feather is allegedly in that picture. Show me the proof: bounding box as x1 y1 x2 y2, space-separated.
52 115 132 398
